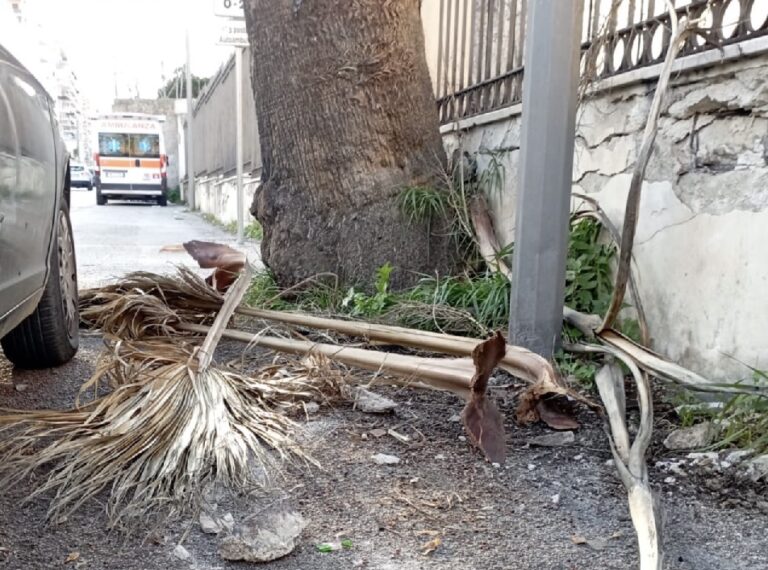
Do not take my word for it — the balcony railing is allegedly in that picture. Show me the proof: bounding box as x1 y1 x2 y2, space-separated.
434 0 768 125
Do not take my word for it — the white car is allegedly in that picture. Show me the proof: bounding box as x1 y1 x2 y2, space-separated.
70 162 93 190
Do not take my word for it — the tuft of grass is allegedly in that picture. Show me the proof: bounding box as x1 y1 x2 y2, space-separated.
670 367 768 454
201 213 263 241
405 271 510 332
397 186 447 223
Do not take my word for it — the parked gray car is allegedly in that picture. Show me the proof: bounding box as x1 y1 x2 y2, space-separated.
0 43 79 368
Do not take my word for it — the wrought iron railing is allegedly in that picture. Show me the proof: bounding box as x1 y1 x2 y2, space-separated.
434 0 768 125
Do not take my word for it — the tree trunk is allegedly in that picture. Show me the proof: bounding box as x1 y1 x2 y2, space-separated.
244 0 455 290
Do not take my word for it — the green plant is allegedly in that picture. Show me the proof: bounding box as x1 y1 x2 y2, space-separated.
167 187 181 204
555 350 599 390
244 221 263 240
202 214 263 241
669 368 768 453
342 263 395 317
245 269 344 314
397 185 447 223
565 217 616 316
406 271 510 332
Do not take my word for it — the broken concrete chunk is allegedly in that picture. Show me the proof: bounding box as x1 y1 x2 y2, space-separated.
527 431 575 447
724 449 754 465
219 505 306 562
663 422 716 450
351 387 397 414
371 453 400 465
221 512 235 531
746 454 768 482
173 544 192 561
200 511 223 534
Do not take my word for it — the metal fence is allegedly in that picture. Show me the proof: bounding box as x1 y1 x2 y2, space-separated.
189 48 261 178
435 0 768 124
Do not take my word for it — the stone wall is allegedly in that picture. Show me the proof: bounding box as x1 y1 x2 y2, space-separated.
442 51 768 380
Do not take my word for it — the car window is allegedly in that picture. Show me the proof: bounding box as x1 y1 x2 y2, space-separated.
98 132 129 157
71 165 84 171
129 134 160 158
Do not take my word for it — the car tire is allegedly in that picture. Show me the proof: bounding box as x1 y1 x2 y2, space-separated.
87 184 93 191
1 200 79 368
96 189 107 205
157 194 167 207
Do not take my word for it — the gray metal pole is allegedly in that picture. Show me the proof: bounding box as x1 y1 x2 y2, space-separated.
235 47 244 244
508 0 584 359
185 29 195 210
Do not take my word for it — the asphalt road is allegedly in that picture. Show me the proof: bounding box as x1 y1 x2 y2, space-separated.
69 189 261 288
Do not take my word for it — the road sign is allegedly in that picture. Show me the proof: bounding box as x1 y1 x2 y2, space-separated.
216 22 248 47
213 0 245 19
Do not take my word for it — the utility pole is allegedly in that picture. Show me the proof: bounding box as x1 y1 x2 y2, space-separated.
235 47 245 243
185 29 195 209
508 0 583 359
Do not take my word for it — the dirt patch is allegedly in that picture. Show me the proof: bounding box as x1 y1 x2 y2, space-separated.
0 338 766 569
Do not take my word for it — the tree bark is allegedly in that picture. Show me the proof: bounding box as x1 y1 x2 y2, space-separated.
244 0 455 290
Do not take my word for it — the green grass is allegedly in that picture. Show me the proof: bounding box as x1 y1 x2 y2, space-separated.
671 367 768 454
201 213 263 241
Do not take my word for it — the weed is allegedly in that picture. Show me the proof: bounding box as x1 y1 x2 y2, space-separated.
555 350 599 390
245 270 343 314
342 263 396 317
406 271 510 332
201 213 263 241
397 186 447 223
167 187 181 204
565 217 615 316
670 367 768 454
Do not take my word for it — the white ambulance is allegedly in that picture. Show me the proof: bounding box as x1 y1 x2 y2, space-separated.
92 113 169 206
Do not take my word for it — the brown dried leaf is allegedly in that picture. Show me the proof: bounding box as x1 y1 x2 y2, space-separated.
64 551 80 564
159 244 185 252
536 398 580 431
421 537 441 556
461 332 507 463
182 240 246 292
516 373 596 429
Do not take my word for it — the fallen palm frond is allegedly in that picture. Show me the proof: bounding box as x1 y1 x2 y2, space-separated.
81 272 598 428
0 266 330 525
80 268 563 389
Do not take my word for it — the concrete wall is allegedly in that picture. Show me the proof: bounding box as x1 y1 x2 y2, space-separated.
111 98 183 190
442 48 768 380
188 174 260 227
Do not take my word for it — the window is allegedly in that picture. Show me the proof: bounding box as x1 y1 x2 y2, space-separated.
129 134 160 158
98 133 160 158
98 133 128 157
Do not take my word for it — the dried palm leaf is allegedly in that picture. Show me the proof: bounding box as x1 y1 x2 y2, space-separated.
0 267 321 525
79 268 562 388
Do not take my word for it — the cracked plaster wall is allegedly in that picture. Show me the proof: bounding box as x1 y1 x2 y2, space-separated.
444 55 768 380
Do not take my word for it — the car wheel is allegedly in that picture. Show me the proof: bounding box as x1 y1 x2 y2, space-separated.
1 200 79 368
96 189 107 205
157 194 167 207
88 184 93 191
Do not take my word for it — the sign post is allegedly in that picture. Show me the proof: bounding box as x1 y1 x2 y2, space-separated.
234 47 244 244
214 0 248 243
185 29 194 209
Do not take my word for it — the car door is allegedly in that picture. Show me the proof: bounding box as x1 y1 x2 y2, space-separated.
0 44 57 316
0 71 21 318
